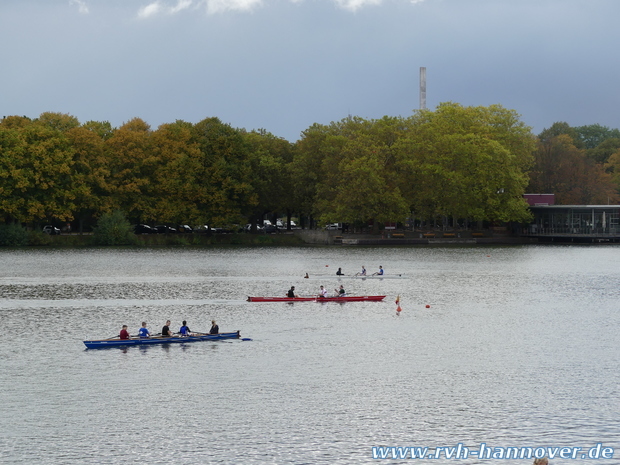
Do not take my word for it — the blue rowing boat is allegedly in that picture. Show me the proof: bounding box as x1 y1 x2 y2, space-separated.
83 331 241 349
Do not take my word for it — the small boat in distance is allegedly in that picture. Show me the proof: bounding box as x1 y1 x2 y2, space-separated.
84 331 241 349
304 274 406 279
247 295 386 302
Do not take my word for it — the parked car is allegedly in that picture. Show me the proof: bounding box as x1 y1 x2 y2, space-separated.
177 225 193 233
264 224 278 234
277 219 298 229
43 225 60 235
154 225 177 234
325 223 342 230
133 224 156 234
194 225 229 234
243 223 264 233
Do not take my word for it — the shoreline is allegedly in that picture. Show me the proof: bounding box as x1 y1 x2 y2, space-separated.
5 229 620 248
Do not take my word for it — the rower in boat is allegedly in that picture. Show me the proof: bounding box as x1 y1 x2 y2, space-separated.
336 267 344 276
287 286 298 298
317 285 328 298
355 266 367 277
138 322 150 338
179 320 192 336
210 320 219 334
372 266 384 276
84 331 243 349
162 320 173 337
335 285 346 297
120 325 130 340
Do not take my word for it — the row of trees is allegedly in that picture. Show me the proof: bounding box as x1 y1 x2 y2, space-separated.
2 104 620 232
528 122 620 205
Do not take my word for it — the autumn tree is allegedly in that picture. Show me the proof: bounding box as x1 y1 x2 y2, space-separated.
528 134 618 204
147 120 206 225
0 115 78 224
66 123 114 231
191 117 257 227
105 118 156 222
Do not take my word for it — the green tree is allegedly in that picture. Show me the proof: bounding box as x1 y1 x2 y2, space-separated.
82 120 115 141
244 129 294 227
538 122 582 147
92 210 137 245
587 138 620 164
293 116 410 229
291 123 337 228
575 124 620 150
0 223 29 246
397 103 535 223
315 136 409 227
191 117 256 227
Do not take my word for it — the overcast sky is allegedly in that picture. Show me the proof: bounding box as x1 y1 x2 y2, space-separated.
1 0 619 141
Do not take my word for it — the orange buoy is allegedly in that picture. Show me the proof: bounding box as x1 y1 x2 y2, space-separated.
396 305 402 312
425 304 430 308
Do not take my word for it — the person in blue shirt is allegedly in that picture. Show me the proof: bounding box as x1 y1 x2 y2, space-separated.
179 320 192 336
372 266 384 276
138 322 150 338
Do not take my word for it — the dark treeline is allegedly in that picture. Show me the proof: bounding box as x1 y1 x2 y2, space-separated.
2 103 620 232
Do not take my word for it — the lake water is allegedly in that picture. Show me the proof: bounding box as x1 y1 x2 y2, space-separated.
0 245 619 464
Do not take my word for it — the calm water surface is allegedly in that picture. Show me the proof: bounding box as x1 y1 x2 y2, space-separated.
1 246 619 464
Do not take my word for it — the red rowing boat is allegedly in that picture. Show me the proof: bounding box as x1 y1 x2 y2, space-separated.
247 295 386 302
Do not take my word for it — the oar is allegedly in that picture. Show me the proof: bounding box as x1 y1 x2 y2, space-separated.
193 331 251 341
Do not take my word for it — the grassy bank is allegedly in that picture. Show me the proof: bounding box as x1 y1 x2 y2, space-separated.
23 232 306 248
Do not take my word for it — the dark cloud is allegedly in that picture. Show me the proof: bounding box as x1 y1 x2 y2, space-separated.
1 0 619 140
